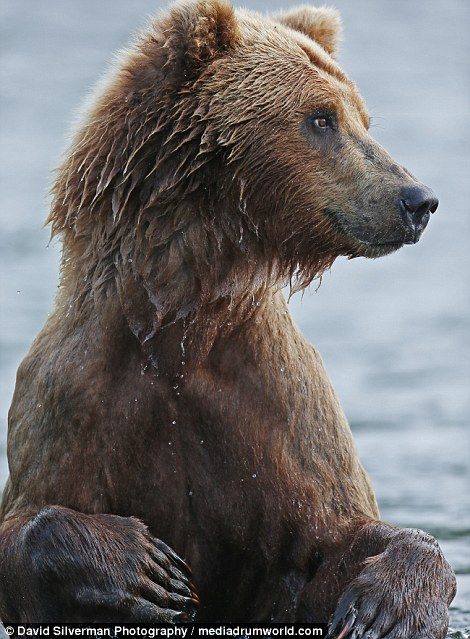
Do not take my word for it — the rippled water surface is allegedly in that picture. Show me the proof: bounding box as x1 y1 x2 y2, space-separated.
1 0 469 631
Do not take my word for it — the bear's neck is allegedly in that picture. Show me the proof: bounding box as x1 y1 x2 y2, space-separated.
55 213 282 370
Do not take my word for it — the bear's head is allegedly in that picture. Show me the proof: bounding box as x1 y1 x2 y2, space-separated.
50 0 438 337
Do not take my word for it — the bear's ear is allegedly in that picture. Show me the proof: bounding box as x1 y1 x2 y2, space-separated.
274 5 341 56
162 0 240 72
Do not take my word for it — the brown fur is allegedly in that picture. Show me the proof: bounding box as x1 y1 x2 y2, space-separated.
0 0 455 632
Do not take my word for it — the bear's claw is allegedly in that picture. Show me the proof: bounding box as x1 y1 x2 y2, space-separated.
327 565 450 639
65 529 199 622
328 586 449 639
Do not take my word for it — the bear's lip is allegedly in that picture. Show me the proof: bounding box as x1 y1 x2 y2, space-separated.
324 208 406 256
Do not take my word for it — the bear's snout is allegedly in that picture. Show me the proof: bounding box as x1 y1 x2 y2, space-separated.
399 185 439 244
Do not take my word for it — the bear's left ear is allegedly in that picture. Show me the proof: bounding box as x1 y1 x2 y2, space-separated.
274 5 342 57
162 0 240 72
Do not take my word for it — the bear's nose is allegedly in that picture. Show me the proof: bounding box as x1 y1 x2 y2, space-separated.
400 185 439 244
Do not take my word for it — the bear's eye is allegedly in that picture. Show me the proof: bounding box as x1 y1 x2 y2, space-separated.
314 117 328 129
306 112 336 133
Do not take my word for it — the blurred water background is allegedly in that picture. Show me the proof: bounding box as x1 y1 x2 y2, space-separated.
1 0 469 631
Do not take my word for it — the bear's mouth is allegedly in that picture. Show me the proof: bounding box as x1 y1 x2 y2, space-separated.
324 208 405 258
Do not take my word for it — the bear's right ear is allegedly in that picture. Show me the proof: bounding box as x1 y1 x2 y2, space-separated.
161 0 240 73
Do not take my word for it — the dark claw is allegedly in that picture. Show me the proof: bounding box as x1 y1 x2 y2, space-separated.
329 577 449 639
169 564 192 586
328 587 385 639
328 588 359 638
173 611 190 623
169 577 193 598
150 546 192 588
154 539 191 574
331 608 357 639
168 594 199 615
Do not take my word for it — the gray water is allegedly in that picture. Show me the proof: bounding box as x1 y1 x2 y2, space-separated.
1 0 469 631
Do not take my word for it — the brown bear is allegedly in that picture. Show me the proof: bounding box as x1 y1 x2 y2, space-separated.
0 0 456 634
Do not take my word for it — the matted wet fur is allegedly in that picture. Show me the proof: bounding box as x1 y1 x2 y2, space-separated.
0 0 455 634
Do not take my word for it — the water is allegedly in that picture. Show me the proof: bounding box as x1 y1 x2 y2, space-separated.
1 0 469 630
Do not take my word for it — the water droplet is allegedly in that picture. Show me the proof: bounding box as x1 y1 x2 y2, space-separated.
252 473 257 478
172 420 176 425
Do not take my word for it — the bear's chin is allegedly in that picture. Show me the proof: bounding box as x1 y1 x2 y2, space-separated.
349 239 405 259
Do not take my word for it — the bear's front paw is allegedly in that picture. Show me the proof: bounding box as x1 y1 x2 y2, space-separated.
17 507 199 622
327 529 456 639
73 535 199 622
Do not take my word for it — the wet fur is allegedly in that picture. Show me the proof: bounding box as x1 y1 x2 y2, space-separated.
0 0 455 631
